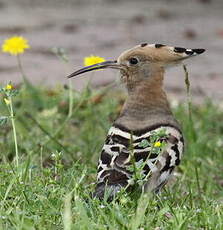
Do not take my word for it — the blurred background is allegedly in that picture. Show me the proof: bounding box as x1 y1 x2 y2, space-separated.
0 0 222 103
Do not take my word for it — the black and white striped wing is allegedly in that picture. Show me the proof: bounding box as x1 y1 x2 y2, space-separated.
96 124 184 195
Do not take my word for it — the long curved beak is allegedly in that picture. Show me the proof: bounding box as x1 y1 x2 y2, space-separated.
67 60 121 78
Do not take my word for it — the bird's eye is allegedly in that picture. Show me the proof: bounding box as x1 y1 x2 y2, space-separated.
129 57 139 65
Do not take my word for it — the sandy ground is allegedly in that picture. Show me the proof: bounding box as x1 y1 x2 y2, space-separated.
0 0 223 103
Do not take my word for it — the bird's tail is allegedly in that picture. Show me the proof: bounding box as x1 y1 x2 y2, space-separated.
93 182 127 201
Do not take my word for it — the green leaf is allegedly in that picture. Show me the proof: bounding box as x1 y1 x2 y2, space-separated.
138 139 150 148
0 116 9 126
6 89 19 97
51 47 69 63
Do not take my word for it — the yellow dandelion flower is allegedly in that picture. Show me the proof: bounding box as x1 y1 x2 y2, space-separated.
2 36 30 55
4 98 11 105
5 84 13 90
154 141 161 147
84 55 105 67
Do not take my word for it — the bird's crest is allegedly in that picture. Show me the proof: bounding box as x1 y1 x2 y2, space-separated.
117 43 205 66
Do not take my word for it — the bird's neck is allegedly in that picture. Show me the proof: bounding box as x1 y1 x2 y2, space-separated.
123 71 171 115
115 71 177 130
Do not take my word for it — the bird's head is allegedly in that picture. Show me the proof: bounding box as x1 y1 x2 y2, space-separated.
68 43 205 91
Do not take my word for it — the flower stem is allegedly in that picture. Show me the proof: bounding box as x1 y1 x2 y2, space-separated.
68 79 73 118
183 65 192 121
9 97 19 167
183 64 196 141
17 54 26 82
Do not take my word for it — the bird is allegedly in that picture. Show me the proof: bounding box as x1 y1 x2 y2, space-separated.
68 43 205 200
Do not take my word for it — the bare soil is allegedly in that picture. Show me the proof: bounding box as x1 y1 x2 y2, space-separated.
0 0 223 103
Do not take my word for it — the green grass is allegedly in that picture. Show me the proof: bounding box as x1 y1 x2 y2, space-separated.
0 83 222 230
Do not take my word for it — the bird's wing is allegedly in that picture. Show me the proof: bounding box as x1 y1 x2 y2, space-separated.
96 124 184 194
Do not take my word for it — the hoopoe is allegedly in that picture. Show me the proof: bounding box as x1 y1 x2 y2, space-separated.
68 43 205 200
